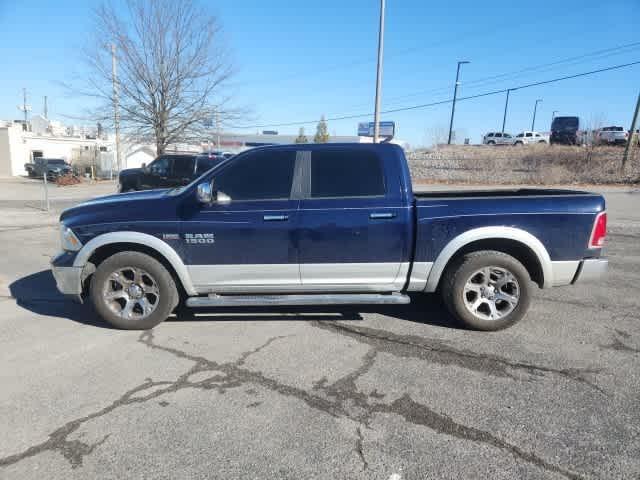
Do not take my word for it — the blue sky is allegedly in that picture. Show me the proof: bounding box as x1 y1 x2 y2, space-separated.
0 0 638 146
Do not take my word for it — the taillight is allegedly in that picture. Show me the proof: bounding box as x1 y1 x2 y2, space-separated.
589 211 607 248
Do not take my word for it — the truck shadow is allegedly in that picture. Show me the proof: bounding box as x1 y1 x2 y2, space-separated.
9 270 461 330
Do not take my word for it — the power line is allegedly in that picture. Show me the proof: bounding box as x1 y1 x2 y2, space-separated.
230 60 640 130
344 41 640 111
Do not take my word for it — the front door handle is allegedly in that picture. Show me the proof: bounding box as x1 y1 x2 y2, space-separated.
370 212 396 219
263 215 289 221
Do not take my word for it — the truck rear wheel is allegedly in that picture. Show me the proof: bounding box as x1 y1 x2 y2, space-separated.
90 251 179 330
441 250 531 331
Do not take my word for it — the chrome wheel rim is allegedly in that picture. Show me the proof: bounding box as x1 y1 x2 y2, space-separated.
462 266 520 321
102 267 160 320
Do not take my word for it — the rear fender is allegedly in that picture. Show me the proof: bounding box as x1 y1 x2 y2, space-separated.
425 226 553 292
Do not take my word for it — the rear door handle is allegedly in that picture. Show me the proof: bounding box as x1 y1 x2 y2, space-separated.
370 212 396 219
263 215 289 221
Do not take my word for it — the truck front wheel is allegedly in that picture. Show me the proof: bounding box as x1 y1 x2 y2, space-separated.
90 251 179 329
441 250 531 331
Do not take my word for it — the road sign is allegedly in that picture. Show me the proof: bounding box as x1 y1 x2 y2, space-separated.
358 121 395 138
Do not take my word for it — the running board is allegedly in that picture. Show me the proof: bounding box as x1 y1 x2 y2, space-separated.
185 292 410 308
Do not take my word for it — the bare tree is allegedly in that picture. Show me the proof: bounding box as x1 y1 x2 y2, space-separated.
78 0 236 155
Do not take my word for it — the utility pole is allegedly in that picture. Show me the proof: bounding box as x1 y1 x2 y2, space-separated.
448 61 470 144
622 91 640 169
110 43 122 171
501 88 515 134
372 0 385 143
17 88 31 127
44 96 48 119
22 88 28 123
531 98 543 131
215 109 221 150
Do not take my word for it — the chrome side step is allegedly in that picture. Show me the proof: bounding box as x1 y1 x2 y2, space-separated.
185 292 410 308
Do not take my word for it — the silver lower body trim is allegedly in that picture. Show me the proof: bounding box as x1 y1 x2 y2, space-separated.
186 292 410 308
51 265 83 297
550 260 581 286
406 262 433 291
573 258 608 283
189 262 408 293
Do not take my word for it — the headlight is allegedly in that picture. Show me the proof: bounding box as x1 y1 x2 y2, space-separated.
60 225 82 251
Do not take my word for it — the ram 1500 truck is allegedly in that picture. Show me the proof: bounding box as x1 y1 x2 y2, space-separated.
51 143 608 331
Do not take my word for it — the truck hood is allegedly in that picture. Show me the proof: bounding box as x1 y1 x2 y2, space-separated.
60 189 171 223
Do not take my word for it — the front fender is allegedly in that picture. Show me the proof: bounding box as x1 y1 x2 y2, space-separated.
72 231 197 296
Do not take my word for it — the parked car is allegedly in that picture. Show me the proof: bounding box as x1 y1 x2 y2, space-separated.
483 132 516 145
514 131 549 145
118 153 225 192
53 143 608 332
595 126 628 146
550 116 584 145
25 158 72 179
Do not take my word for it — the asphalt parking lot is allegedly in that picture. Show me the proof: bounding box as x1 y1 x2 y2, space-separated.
0 178 639 479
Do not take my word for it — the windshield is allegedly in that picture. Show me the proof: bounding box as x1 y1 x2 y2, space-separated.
47 159 67 165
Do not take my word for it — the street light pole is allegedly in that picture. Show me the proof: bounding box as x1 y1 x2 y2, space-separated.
531 98 543 131
372 0 386 144
448 61 469 144
501 88 515 134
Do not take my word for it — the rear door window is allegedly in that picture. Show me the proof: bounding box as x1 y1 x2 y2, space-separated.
171 156 196 177
310 149 385 198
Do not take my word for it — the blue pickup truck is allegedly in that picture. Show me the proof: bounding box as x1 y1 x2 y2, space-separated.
51 143 608 331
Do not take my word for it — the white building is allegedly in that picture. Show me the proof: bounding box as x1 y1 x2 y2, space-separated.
0 120 113 177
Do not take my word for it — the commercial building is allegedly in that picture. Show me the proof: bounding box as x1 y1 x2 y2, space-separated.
0 117 113 177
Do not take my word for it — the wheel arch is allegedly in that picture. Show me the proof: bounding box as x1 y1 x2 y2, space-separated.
425 227 552 292
73 232 196 296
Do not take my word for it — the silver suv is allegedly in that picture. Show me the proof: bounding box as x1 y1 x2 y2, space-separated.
595 126 628 146
514 131 549 145
483 132 515 145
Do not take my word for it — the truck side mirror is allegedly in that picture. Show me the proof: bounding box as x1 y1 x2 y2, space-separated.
197 180 231 205
197 181 213 204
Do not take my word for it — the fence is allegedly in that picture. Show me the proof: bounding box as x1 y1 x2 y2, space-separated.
70 146 116 179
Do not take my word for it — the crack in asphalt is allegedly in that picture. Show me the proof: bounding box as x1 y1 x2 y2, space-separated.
0 334 290 470
312 320 606 395
355 427 368 471
600 330 640 354
1 327 588 479
372 395 584 480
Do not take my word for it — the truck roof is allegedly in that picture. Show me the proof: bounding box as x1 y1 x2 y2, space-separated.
245 142 402 153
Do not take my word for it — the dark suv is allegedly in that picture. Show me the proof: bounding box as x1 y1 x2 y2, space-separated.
550 116 582 145
118 153 225 192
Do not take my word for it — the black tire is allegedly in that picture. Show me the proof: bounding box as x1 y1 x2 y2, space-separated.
90 251 179 329
441 250 532 331
487 140 496 145
514 141 523 146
